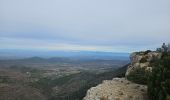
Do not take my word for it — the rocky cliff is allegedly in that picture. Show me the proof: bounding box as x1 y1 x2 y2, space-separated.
126 51 161 77
83 78 148 100
83 51 162 100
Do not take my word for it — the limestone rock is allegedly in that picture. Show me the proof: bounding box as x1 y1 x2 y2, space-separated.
83 78 148 100
125 51 161 77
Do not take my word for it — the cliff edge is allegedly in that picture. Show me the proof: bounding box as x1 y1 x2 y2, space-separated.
84 51 162 100
83 78 148 100
126 51 161 77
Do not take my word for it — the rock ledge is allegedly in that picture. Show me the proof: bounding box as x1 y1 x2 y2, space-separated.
83 78 149 100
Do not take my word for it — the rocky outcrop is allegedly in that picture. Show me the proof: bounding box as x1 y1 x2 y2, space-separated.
125 51 161 77
84 51 162 100
83 78 148 100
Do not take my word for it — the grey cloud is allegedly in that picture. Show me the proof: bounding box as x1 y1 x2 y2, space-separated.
0 0 170 52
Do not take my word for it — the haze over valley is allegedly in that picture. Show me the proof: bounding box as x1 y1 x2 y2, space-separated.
0 0 170 100
0 52 129 100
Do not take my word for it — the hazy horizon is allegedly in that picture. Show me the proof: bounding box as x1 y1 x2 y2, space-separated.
1 0 170 52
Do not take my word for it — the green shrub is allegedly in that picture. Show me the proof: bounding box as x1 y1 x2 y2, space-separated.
140 57 147 63
148 52 170 100
144 50 152 55
127 67 147 85
0 76 10 83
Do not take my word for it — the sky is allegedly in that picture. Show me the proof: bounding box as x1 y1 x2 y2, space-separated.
0 0 170 53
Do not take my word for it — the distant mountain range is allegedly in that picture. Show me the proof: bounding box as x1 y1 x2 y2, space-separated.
0 49 129 60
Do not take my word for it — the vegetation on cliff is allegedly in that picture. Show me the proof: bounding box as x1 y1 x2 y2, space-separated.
148 52 170 100
126 67 147 84
126 50 170 100
84 44 170 100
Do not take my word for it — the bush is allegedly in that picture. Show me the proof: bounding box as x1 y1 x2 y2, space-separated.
127 67 147 85
140 57 147 63
148 52 170 100
0 76 10 83
144 50 152 55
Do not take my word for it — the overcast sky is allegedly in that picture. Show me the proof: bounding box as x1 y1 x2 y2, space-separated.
0 0 170 52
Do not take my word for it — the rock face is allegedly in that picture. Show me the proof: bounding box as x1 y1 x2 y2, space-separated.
125 51 161 77
83 78 148 100
84 51 162 100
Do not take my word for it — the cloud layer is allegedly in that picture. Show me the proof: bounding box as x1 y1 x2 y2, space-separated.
0 0 170 52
